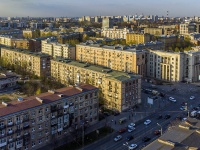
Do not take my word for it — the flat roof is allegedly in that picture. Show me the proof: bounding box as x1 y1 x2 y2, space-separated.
52 59 140 81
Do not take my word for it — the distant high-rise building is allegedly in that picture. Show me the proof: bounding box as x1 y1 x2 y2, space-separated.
102 17 113 29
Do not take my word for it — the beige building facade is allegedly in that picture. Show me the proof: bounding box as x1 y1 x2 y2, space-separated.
51 59 141 112
76 44 146 77
0 47 51 77
41 39 75 59
0 84 98 150
126 33 151 44
144 28 163 35
146 50 185 82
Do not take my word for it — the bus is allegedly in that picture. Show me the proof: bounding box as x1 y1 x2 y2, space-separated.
119 117 127 124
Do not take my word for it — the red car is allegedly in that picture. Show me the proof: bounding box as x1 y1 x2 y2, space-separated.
154 130 161 135
119 128 126 133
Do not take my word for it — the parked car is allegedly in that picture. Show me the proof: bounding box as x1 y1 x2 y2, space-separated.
142 136 151 142
114 135 122 142
126 135 134 141
113 111 120 116
190 96 195 100
154 130 161 135
144 119 151 125
129 144 137 150
128 123 135 129
119 128 126 133
128 128 135 133
164 114 171 119
168 97 176 103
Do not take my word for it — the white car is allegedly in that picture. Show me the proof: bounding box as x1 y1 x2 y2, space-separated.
128 123 135 129
114 135 122 142
128 127 135 132
180 107 186 111
190 96 195 100
144 119 151 125
129 144 137 150
169 97 176 103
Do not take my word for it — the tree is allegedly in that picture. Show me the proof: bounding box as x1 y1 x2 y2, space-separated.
174 47 180 52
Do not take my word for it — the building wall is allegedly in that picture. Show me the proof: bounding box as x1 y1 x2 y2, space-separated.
75 44 146 77
126 33 151 44
144 28 163 35
101 27 130 39
12 39 29 49
50 59 141 112
146 50 184 82
0 47 51 77
0 84 98 150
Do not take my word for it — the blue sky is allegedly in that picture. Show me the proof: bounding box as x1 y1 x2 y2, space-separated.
0 0 199 17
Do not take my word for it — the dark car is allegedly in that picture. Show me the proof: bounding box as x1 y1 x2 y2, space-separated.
154 130 161 135
164 114 171 119
119 128 126 133
126 135 134 141
113 111 120 116
157 115 162 119
142 136 151 142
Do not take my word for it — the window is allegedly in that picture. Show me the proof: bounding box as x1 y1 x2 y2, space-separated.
45 107 49 112
32 142 35 147
38 124 42 130
38 116 43 122
32 128 35 132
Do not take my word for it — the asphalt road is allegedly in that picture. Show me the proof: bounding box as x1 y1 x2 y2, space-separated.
84 82 200 150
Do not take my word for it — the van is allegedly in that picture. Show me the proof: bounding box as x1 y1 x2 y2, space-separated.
119 117 127 124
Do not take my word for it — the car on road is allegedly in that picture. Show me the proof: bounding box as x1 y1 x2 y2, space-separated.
154 130 161 135
144 119 151 125
142 136 151 142
168 97 176 103
128 128 135 132
128 123 135 128
164 114 171 119
126 135 134 141
190 96 195 100
113 111 120 116
114 135 122 142
180 106 186 111
119 128 126 133
129 144 137 150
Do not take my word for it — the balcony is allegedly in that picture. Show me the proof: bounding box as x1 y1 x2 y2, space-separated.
7 122 13 127
0 142 7 148
15 120 22 125
0 125 5 129
63 105 69 109
7 130 13 135
0 134 6 138
51 106 58 112
23 118 29 123
23 123 30 129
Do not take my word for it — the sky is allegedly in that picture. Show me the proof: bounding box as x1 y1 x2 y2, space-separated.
0 0 200 17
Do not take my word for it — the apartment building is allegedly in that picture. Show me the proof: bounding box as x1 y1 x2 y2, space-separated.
101 27 131 39
76 43 146 77
184 50 200 82
126 33 151 44
0 36 12 46
22 30 34 38
146 50 185 82
157 35 177 50
0 47 51 77
144 28 163 35
179 22 199 35
102 17 113 29
0 84 99 150
41 39 75 59
51 59 141 112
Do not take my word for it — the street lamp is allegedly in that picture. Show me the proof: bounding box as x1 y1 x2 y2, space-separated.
157 123 162 136
123 142 129 150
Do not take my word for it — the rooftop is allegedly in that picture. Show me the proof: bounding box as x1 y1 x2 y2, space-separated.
53 59 141 81
1 47 50 58
0 84 97 118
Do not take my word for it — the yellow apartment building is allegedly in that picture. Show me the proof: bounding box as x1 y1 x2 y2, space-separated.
75 43 146 77
126 33 151 44
0 47 51 77
51 59 141 112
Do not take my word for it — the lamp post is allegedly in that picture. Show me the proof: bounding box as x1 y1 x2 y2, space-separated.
157 123 162 136
123 142 129 150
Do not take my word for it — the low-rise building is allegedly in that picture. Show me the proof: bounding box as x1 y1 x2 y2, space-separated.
51 59 141 112
0 72 18 89
0 47 51 77
144 28 163 36
0 84 99 150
